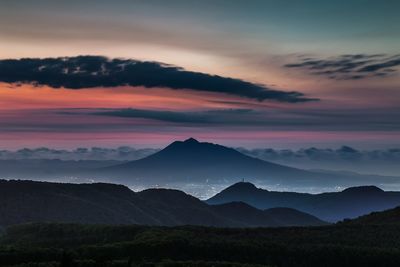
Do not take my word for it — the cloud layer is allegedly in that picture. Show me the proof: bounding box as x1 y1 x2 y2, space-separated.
1 145 399 163
1 146 400 177
0 56 315 102
87 108 254 124
238 146 400 163
62 106 400 131
0 147 158 161
285 54 400 80
238 146 400 176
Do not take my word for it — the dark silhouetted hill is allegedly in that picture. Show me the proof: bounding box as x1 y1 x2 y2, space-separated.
0 180 158 226
346 206 400 225
0 180 325 227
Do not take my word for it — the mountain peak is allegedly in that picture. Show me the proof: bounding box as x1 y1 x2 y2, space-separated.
227 182 259 192
183 138 199 144
152 137 249 162
342 185 384 194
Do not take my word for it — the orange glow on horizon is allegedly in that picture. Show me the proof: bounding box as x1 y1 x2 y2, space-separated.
0 83 296 112
0 83 220 111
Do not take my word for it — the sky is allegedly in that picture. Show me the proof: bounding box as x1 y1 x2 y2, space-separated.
0 0 399 149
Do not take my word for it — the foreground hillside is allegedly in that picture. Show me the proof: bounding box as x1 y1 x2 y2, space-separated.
2 180 400 266
346 205 400 225
2 221 400 267
0 180 325 227
207 181 400 222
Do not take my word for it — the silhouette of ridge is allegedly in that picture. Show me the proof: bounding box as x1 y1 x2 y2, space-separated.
347 206 400 225
207 182 400 222
341 185 384 194
0 179 325 227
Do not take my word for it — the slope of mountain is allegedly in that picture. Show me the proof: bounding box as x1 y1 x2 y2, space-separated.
95 138 400 190
0 180 325 227
264 207 328 226
346 206 400 225
207 182 400 222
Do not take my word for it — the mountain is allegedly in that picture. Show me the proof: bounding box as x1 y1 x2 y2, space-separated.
207 182 400 222
1 139 399 195
93 138 400 191
98 138 304 183
92 138 400 192
0 179 325 227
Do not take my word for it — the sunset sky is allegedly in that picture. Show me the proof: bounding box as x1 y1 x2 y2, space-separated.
0 0 399 149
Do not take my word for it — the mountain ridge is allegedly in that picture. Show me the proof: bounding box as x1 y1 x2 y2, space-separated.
207 181 400 222
93 138 400 193
0 179 326 228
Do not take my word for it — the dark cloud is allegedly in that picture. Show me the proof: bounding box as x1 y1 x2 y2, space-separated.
358 56 400 73
2 145 400 165
93 109 210 124
2 105 399 134
0 56 315 102
81 108 255 125
284 54 400 80
61 106 400 131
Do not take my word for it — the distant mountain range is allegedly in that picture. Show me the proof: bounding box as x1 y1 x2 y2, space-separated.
94 138 400 190
0 180 326 228
207 182 400 222
3 178 400 228
1 139 399 195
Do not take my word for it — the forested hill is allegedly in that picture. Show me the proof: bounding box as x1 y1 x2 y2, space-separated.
2 222 400 267
344 206 400 225
0 179 325 227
